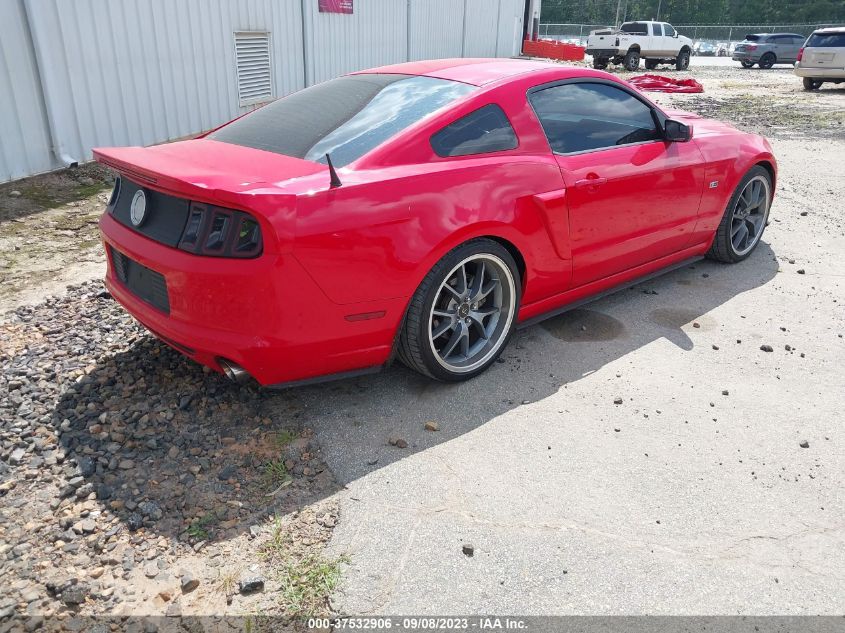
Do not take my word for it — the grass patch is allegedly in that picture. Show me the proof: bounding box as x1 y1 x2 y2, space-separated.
273 429 299 448
263 459 291 490
261 517 345 617
186 512 219 540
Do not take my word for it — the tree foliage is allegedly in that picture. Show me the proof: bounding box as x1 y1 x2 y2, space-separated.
541 0 845 25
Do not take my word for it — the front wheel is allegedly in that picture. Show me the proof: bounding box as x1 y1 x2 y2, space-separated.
675 50 690 70
740 60 755 68
623 50 640 71
803 77 822 91
398 239 521 381
707 166 772 263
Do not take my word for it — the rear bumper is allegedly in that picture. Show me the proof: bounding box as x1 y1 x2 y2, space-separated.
99 212 402 385
585 48 621 57
732 53 759 61
794 65 845 79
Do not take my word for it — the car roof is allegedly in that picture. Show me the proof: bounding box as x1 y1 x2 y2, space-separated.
351 58 564 87
748 32 803 38
813 26 845 34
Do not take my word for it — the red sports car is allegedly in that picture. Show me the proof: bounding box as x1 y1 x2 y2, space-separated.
95 58 776 387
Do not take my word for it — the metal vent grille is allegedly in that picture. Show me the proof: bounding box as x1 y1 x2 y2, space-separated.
234 31 273 106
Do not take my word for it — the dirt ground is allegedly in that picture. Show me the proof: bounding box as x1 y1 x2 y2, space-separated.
1 63 844 623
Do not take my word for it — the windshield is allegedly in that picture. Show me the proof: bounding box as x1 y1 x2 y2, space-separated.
210 74 475 167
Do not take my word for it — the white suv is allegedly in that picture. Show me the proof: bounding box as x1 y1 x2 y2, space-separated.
794 27 845 90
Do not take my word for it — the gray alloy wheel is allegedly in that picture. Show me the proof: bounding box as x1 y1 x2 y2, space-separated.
675 49 690 70
740 60 755 68
623 50 640 71
707 166 772 263
398 239 520 382
759 52 776 69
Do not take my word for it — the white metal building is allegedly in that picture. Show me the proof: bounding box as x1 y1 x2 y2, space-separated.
0 0 536 183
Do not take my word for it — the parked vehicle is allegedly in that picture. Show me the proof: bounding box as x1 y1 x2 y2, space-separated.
794 26 845 90
94 59 776 387
694 41 718 56
732 32 805 68
585 21 693 70
716 42 730 56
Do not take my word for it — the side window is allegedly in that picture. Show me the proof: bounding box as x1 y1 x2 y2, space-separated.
652 23 663 36
430 104 518 157
529 82 660 154
664 24 676 37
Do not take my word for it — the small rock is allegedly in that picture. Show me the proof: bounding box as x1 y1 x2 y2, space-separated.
144 562 159 579
692 322 700 328
424 421 439 432
613 397 623 405
158 590 172 602
10 190 22 197
180 571 200 593
799 440 809 449
462 543 474 557
61 586 87 606
10 448 26 464
388 437 408 449
760 345 774 352
166 602 182 617
127 513 143 531
218 464 238 481
239 575 265 594
797 269 805 275
721 390 729 396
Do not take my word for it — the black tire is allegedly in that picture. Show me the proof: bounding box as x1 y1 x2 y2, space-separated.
645 59 659 70
707 166 772 263
740 60 755 68
592 57 608 70
803 77 822 91
675 49 690 70
623 50 640 71
759 52 776 69
398 239 521 382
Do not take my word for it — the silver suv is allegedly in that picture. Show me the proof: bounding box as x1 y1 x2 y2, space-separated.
732 33 804 68
794 27 845 90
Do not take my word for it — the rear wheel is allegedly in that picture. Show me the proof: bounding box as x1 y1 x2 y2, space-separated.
803 77 823 91
707 166 772 263
398 239 520 382
759 52 776 69
645 59 659 70
623 50 640 71
675 49 690 70
740 60 755 68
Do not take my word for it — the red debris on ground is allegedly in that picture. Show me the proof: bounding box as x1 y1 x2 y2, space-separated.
627 74 704 93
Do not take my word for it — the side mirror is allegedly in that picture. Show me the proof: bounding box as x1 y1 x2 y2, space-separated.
673 32 679 38
664 119 692 142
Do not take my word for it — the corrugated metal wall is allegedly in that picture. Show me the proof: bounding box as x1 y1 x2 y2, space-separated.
1 0 526 183
0 0 58 182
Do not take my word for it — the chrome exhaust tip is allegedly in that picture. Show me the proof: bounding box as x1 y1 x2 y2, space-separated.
218 358 250 384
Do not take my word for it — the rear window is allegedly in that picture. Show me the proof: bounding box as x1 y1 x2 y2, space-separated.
620 22 648 34
744 34 762 41
210 74 475 167
806 32 845 47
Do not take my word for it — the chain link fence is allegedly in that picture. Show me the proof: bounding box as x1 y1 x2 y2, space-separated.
539 22 842 46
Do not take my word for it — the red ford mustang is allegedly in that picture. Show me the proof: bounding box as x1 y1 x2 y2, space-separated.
95 59 776 387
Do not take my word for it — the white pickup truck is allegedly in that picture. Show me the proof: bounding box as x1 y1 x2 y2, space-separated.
586 21 693 71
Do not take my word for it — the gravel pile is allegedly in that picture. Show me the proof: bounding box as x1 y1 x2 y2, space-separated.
1 281 340 620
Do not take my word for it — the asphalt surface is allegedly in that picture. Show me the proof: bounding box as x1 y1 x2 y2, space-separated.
268 135 845 614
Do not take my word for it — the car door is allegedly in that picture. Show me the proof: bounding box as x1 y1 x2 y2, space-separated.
528 80 706 287
651 22 665 55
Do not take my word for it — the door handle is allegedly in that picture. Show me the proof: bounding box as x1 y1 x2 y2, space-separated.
574 176 607 188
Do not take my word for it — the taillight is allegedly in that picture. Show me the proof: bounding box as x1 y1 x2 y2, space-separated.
746 44 757 51
797 47 804 61
178 202 262 258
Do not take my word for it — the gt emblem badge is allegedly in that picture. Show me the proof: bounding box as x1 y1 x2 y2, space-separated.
130 189 147 227
709 181 719 188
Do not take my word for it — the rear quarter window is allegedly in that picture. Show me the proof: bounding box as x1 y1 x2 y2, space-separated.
430 104 518 157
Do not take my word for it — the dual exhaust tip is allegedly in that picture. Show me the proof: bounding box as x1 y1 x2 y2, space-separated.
218 358 250 384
